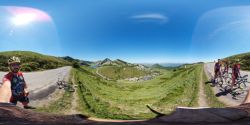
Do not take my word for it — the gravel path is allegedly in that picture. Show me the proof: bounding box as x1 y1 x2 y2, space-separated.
204 63 250 106
198 66 208 107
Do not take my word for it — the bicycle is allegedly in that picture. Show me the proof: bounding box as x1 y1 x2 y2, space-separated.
56 79 75 92
221 72 232 87
236 75 248 90
230 75 248 99
213 71 224 87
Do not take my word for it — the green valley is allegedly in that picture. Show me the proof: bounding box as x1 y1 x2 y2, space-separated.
74 64 202 119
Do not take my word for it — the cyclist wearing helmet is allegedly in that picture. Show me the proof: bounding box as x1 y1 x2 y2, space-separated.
214 59 222 81
231 59 241 88
1 56 34 109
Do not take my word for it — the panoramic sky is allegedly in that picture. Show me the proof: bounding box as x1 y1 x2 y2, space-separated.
1 0 250 63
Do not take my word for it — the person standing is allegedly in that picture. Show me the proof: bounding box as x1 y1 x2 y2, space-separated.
2 56 35 109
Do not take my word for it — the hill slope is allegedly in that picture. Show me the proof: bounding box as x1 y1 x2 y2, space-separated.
98 65 150 80
93 58 131 67
0 51 71 71
75 64 202 119
224 52 250 70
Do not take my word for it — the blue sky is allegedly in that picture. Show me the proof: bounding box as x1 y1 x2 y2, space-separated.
1 1 250 63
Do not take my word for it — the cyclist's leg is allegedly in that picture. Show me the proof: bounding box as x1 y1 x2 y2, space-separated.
10 96 18 105
20 96 29 107
231 74 236 88
214 69 218 80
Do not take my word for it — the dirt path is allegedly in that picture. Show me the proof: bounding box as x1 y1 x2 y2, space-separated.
68 71 81 114
96 68 110 80
198 66 208 107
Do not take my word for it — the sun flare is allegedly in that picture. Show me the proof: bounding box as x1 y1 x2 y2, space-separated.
11 13 37 26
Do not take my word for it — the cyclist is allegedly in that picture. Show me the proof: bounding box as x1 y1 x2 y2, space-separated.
214 59 222 82
231 59 241 89
1 56 35 109
223 60 229 74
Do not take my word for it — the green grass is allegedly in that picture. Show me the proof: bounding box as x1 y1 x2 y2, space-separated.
203 68 225 107
224 52 250 71
98 66 150 80
35 68 74 114
0 51 71 71
75 64 202 120
35 90 73 114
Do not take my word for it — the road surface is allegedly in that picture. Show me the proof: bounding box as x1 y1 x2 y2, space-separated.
0 66 72 101
204 63 250 106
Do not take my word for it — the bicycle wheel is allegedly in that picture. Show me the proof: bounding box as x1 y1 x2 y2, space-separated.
57 81 62 86
238 82 247 90
223 76 232 87
232 88 246 99
216 77 223 87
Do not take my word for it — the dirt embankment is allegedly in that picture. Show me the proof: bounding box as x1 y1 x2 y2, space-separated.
1 103 250 125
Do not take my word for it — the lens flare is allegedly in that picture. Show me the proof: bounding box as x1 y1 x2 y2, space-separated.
6 6 52 26
11 13 36 26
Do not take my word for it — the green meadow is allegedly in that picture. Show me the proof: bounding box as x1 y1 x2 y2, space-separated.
75 64 202 119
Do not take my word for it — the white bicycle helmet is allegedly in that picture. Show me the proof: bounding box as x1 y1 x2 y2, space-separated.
8 56 21 65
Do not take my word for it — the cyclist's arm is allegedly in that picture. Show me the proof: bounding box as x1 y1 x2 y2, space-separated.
238 67 241 77
24 80 28 89
23 77 29 94
20 73 28 89
0 80 11 103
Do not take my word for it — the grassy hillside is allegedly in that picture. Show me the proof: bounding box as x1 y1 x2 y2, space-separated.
224 52 250 70
151 64 178 70
74 64 202 119
0 51 71 72
98 66 150 80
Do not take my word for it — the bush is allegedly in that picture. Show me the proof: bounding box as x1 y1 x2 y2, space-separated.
73 61 80 68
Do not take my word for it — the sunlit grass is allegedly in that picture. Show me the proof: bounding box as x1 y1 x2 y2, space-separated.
75 64 202 119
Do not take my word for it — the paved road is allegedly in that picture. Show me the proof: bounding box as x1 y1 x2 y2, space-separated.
204 63 250 106
0 66 72 100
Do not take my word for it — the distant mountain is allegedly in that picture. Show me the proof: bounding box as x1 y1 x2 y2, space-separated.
143 63 184 68
113 59 128 66
60 56 92 66
151 64 165 69
224 52 250 70
93 58 131 67
80 60 93 66
100 58 112 65
61 56 78 62
160 63 184 67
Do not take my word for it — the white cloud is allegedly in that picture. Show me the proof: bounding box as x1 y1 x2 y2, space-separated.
131 13 168 23
209 19 250 38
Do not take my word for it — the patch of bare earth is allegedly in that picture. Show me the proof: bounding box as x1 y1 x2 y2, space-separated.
198 67 208 107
